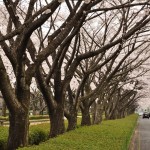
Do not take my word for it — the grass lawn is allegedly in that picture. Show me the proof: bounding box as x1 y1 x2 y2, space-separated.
0 117 82 149
20 114 138 150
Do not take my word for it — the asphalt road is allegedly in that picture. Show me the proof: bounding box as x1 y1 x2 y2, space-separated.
131 117 150 150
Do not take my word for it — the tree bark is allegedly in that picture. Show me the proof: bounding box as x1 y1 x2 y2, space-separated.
8 110 29 150
49 104 65 138
92 101 103 124
67 116 77 131
109 109 117 120
120 110 126 118
66 108 77 131
81 105 91 126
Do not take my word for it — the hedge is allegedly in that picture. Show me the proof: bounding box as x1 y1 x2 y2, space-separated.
28 123 50 145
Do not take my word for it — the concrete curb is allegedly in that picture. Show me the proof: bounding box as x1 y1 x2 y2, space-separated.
128 118 139 150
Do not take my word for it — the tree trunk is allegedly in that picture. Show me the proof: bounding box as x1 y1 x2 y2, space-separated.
81 105 91 126
92 101 103 124
7 110 29 150
109 109 118 120
91 102 96 124
7 80 30 149
67 109 77 131
105 111 109 120
67 115 77 131
49 104 65 138
120 110 126 118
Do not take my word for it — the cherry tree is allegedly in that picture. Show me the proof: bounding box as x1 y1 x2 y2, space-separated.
0 0 150 149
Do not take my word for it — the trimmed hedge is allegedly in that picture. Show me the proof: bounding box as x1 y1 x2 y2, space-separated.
20 114 138 150
29 123 50 145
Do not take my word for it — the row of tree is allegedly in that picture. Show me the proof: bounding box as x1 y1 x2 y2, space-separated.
0 0 150 149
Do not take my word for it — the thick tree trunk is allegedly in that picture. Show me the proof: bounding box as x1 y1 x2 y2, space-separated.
36 68 65 138
109 109 117 120
67 110 77 131
105 106 118 120
93 101 103 124
105 105 112 120
49 105 65 138
91 102 96 124
7 110 29 150
91 100 104 124
7 82 30 149
113 109 125 119
120 110 126 118
81 106 91 126
0 40 31 150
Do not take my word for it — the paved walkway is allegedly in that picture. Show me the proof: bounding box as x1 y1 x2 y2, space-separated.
130 117 150 150
2 119 50 126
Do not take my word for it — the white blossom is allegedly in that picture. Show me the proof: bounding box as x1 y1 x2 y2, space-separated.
29 61 34 65
84 0 91 4
83 11 86 14
95 98 98 103
144 8 150 16
44 9 51 14
61 28 64 31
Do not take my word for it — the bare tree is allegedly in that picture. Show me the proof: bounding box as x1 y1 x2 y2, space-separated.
0 0 150 149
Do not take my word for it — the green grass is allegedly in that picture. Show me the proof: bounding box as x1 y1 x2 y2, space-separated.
0 117 82 149
0 123 51 149
20 114 138 150
0 126 8 150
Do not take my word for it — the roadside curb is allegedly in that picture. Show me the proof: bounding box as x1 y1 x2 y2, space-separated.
128 117 139 150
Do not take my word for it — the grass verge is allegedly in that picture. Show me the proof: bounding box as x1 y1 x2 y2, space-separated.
20 114 138 150
0 117 81 150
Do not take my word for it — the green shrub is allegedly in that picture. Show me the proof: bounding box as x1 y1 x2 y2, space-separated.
29 129 48 145
0 116 9 121
29 124 50 145
0 126 8 150
0 123 50 150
